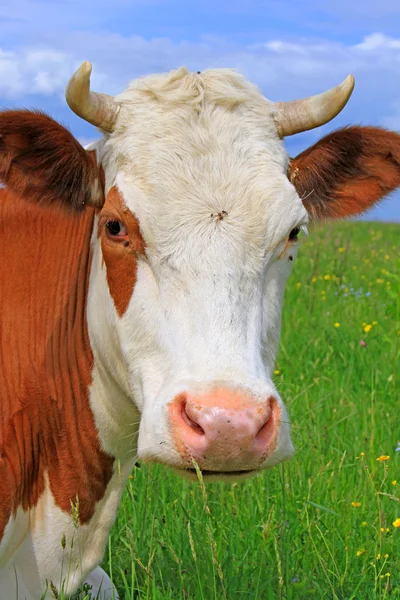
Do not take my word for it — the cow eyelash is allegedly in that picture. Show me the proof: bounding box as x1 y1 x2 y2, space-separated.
288 224 308 242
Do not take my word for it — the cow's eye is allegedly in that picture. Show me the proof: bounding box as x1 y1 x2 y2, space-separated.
106 220 128 237
289 227 300 242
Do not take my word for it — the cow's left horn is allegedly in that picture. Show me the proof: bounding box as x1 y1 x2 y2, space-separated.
65 61 120 132
274 75 355 137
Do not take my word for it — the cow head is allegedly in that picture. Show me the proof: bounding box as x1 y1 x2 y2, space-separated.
1 63 400 480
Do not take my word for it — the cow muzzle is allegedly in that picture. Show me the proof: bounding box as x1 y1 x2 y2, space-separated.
168 387 281 478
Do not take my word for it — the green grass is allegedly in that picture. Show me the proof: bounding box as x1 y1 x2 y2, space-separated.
102 221 399 599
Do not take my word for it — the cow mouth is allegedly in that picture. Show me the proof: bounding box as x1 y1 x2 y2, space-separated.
174 467 259 481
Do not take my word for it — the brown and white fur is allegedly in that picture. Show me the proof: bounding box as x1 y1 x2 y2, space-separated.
1 68 400 598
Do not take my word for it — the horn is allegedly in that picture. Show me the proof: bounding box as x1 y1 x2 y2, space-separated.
274 75 355 137
65 61 120 132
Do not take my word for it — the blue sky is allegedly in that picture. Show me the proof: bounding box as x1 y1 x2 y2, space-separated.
1 0 400 220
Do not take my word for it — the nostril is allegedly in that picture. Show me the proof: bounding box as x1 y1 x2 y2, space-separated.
255 404 275 445
181 402 205 435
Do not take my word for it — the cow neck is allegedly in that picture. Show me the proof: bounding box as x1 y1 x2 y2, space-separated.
0 191 114 541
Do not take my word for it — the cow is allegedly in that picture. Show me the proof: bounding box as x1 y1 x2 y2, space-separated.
1 61 400 599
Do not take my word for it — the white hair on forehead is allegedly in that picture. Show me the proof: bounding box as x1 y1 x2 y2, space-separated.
97 65 306 261
98 66 282 199
115 66 270 111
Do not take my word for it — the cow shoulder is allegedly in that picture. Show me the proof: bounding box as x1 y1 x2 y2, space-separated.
0 189 113 543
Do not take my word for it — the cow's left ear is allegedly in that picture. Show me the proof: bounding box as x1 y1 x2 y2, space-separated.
289 126 400 221
0 110 104 211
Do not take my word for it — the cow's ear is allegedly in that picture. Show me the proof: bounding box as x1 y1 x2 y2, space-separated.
0 110 104 210
289 126 400 221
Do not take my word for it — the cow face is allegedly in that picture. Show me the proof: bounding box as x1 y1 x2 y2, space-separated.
2 66 400 480
85 70 316 478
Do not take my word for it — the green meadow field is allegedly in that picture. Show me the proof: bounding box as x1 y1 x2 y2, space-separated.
97 221 399 600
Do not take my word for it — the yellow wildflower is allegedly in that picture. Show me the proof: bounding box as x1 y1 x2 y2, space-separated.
360 452 364 456
384 554 389 559
338 247 345 253
311 276 317 282
356 549 366 556
376 455 390 462
392 480 397 486
351 502 361 507
393 518 400 528
385 573 390 577
296 282 301 289
324 274 331 280
361 521 368 527
377 553 381 559
372 321 378 325
376 278 384 284
364 324 372 333
274 370 280 375
334 322 340 328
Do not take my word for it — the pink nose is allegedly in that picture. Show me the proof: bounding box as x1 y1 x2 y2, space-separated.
168 388 280 471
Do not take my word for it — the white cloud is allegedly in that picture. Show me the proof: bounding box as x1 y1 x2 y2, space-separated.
0 50 25 96
355 32 400 50
1 32 400 111
0 48 75 98
0 0 399 220
1 31 400 146
264 40 308 54
1 31 399 221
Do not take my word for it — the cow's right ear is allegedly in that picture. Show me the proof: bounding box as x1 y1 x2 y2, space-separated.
0 110 104 210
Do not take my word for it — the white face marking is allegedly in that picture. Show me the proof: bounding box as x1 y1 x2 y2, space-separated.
88 68 308 476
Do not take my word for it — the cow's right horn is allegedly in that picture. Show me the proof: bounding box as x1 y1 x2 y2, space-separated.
65 61 120 133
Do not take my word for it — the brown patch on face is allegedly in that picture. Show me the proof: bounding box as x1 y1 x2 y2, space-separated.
0 189 114 542
289 126 400 221
99 186 145 317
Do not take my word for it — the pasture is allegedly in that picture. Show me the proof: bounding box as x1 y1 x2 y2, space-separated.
89 221 398 599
